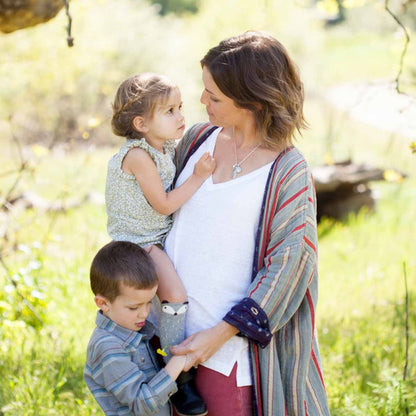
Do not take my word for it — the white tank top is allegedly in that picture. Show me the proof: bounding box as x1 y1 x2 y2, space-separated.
165 128 271 386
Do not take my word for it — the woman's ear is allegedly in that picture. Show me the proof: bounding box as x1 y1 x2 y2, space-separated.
95 295 110 312
132 116 148 133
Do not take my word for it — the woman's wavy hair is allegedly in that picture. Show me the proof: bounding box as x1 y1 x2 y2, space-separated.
111 73 177 139
201 31 307 148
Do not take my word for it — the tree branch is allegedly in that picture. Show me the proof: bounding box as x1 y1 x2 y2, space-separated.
384 0 410 93
63 0 74 47
1 123 31 211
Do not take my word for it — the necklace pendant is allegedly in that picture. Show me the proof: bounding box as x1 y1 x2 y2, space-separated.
232 164 242 179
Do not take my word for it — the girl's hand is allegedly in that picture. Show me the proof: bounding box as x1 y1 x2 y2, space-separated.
193 152 216 180
170 321 239 371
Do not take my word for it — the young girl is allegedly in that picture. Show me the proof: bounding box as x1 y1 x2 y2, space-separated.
105 73 214 416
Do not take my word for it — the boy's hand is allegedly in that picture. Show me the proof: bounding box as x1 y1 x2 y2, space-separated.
164 354 187 381
193 152 215 180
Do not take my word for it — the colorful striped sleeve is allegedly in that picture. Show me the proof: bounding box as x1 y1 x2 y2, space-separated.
247 151 318 334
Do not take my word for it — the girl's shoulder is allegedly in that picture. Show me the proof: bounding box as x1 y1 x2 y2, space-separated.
121 138 172 165
113 138 149 159
108 139 155 178
124 137 152 153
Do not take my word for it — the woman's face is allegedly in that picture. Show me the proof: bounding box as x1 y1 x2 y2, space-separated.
200 66 247 127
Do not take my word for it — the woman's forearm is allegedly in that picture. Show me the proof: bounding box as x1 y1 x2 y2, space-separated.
212 320 240 345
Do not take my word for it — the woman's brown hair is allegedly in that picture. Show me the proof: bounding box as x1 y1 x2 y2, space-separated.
201 31 307 148
111 73 177 139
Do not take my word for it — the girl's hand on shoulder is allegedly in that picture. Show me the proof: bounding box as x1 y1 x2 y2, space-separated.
193 152 215 180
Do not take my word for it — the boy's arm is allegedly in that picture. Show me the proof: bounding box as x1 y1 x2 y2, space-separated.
123 148 215 216
164 355 187 380
88 337 179 416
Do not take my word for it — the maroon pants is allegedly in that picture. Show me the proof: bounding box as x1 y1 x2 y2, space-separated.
173 363 253 416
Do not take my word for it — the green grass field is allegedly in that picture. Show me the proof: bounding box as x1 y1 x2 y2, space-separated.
1 139 414 415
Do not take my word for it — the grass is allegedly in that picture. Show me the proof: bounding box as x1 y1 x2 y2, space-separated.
1 140 415 415
315 176 416 415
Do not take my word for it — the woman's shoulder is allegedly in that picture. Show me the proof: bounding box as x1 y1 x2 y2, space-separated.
181 122 213 146
186 122 213 136
274 147 309 175
175 122 214 163
268 147 312 191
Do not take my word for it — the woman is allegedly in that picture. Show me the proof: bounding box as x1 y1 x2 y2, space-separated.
165 31 330 416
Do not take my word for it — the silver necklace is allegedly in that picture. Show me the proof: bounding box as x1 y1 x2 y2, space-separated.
232 131 261 179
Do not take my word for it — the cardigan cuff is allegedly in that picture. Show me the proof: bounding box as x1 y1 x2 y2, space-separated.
223 297 272 348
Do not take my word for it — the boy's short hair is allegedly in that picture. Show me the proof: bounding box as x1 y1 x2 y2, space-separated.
90 241 158 302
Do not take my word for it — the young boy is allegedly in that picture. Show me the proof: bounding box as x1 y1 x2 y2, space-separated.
84 240 188 416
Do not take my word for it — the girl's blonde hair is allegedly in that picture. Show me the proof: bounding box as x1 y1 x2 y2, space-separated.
111 73 177 139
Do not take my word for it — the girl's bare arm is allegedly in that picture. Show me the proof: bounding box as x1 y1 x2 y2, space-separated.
123 148 215 215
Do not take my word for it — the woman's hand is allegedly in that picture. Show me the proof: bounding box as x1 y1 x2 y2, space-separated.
170 321 239 371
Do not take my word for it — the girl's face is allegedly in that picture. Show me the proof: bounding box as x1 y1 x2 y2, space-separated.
200 66 247 127
142 88 186 143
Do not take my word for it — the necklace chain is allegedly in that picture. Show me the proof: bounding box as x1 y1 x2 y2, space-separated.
232 129 261 179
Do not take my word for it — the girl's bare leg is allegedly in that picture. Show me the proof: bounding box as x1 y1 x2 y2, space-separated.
146 245 186 303
147 245 187 361
147 245 207 416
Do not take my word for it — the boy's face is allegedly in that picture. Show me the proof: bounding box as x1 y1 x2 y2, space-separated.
96 282 158 332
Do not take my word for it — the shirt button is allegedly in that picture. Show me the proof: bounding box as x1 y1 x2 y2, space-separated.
251 307 259 315
140 357 145 363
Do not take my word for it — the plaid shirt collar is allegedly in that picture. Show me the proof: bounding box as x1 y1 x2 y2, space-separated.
95 310 155 349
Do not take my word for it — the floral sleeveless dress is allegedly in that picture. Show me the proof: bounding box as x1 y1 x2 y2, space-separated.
105 138 176 247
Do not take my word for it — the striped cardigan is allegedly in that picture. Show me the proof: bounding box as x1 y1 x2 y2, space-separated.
174 123 330 416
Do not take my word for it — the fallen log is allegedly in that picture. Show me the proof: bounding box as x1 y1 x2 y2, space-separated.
312 160 401 221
